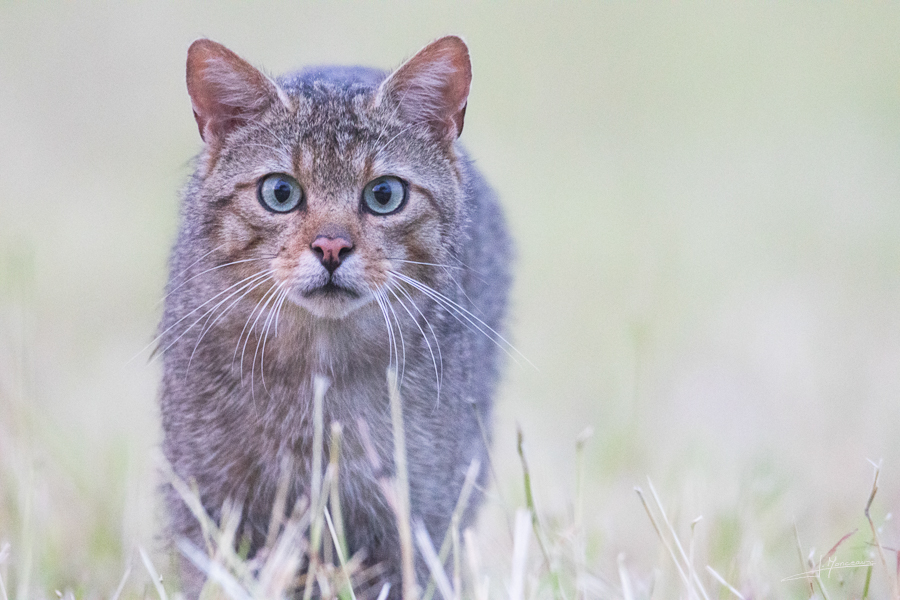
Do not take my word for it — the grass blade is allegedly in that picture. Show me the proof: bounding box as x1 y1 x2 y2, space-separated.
388 368 418 600
109 563 131 600
138 547 169 600
415 522 455 600
509 508 531 600
324 506 358 600
705 565 745 600
176 540 250 600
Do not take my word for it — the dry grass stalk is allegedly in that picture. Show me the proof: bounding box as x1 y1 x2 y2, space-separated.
139 546 170 600
635 486 692 593
0 543 10 600
705 565 745 600
387 368 418 600
415 522 454 600
464 529 489 600
323 506 357 600
265 455 294 550
635 479 748 600
303 375 330 600
646 479 710 600
328 422 348 560
865 462 900 600
421 460 480 600
509 508 532 600
792 522 815 596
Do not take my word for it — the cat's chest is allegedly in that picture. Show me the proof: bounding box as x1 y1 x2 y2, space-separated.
206 320 391 412
170 284 448 434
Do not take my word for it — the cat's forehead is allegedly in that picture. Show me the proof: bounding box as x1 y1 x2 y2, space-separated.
277 65 385 122
218 64 437 197
275 66 391 149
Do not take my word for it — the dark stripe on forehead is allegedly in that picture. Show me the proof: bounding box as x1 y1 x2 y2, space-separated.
363 154 375 182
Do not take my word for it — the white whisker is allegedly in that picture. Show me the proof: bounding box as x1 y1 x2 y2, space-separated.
391 279 444 393
273 284 290 337
255 283 289 395
159 243 226 301
385 285 407 384
394 257 487 317
388 258 469 271
237 281 283 390
440 264 488 319
386 280 442 404
152 270 274 362
186 271 276 372
374 289 397 375
158 255 275 306
381 289 399 374
390 270 533 369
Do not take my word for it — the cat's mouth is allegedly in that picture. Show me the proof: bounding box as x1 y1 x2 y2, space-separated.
303 281 360 299
290 277 370 320
283 259 372 319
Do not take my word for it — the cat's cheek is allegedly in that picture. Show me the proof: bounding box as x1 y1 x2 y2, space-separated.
213 207 278 256
361 264 390 290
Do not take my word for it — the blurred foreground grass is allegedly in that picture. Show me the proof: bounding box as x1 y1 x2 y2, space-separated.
2 2 900 599
1 326 898 599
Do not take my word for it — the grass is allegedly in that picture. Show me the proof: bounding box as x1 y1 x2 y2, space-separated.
2 356 898 600
1 251 897 599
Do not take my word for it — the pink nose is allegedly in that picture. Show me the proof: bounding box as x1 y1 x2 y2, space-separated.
311 235 354 273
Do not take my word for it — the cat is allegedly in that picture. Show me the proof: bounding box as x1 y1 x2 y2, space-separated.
158 35 511 597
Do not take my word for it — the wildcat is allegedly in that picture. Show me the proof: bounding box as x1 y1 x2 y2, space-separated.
158 35 511 597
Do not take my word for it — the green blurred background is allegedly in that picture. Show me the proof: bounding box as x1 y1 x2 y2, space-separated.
2 2 900 597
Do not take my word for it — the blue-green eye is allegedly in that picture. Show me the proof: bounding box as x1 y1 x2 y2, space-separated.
363 176 407 215
258 173 303 213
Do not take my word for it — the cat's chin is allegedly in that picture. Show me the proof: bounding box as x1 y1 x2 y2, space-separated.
291 287 371 320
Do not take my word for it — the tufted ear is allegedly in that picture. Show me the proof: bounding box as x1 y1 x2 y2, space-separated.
186 39 288 150
377 36 472 141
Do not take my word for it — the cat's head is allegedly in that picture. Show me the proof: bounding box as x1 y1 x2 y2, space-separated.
182 37 473 320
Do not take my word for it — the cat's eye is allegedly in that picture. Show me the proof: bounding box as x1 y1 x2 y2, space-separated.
258 173 304 213
362 176 407 215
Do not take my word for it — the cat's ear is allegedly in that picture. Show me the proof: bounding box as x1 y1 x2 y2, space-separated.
377 36 472 141
186 39 289 148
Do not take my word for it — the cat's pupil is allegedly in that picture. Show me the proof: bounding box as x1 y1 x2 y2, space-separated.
373 182 392 205
273 180 292 203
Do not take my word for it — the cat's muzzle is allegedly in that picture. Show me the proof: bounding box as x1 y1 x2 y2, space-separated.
289 262 372 319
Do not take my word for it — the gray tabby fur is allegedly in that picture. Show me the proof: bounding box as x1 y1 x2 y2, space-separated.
159 37 511 597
